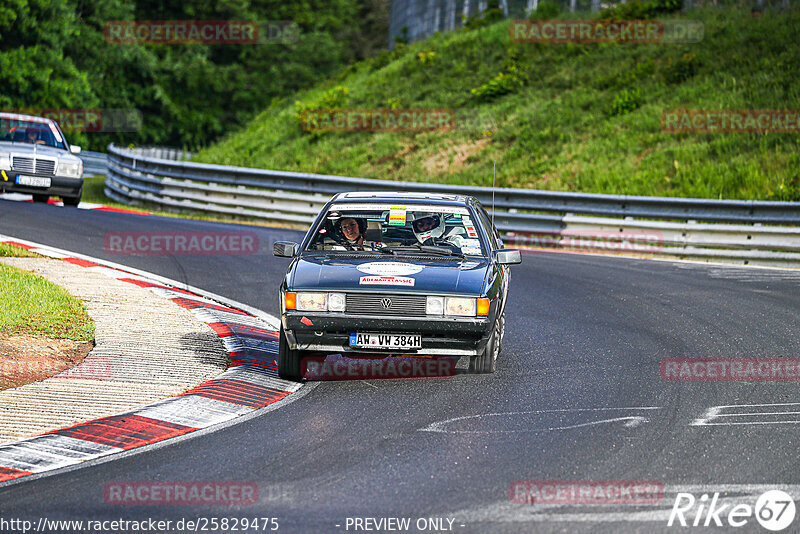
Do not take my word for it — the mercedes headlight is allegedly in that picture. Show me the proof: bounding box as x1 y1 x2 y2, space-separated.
0 153 10 171
56 159 82 178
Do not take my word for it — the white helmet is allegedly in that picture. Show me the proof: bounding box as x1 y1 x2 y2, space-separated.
411 212 445 244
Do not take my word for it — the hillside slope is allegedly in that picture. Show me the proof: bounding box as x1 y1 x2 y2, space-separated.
195 7 800 200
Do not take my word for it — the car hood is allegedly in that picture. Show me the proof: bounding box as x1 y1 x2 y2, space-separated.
0 142 76 161
291 255 489 295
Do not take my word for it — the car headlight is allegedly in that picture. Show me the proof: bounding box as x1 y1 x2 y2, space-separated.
426 296 444 315
0 153 10 171
296 292 327 311
291 292 346 312
56 160 82 178
328 293 346 312
446 297 476 316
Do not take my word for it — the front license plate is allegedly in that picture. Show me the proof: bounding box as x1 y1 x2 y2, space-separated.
16 175 51 188
349 333 422 349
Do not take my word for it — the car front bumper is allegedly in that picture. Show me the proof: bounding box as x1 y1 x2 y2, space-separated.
1 173 83 197
282 312 494 356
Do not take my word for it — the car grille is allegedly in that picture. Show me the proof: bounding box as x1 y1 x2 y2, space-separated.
346 293 427 316
11 157 56 176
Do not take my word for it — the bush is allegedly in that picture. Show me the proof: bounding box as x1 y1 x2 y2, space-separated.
528 1 562 20
471 67 524 100
370 43 407 71
599 0 682 20
609 88 643 116
470 45 526 101
663 53 699 84
769 176 800 201
463 0 505 30
294 85 350 131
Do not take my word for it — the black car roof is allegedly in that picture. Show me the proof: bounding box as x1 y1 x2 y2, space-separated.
331 191 473 207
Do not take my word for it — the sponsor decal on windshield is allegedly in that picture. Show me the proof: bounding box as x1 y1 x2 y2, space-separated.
356 262 423 276
359 276 415 287
388 205 407 225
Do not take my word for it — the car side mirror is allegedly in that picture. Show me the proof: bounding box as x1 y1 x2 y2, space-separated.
70 145 81 155
495 249 521 265
273 241 299 258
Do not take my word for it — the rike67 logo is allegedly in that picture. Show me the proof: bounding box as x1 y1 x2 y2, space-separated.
668 490 796 531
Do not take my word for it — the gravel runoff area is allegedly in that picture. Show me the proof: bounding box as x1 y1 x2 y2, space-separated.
0 257 229 444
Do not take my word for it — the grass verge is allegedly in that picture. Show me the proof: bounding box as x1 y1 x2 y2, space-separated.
0 243 39 258
0 262 95 341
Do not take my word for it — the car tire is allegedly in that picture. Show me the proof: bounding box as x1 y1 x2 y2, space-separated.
32 194 49 203
470 314 501 374
62 188 82 207
278 327 302 381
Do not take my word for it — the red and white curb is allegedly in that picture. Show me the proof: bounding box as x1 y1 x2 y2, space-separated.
0 235 299 485
0 192 150 215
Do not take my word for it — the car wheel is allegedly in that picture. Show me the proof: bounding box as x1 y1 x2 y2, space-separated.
278 327 302 381
470 315 501 374
62 188 82 207
32 194 49 203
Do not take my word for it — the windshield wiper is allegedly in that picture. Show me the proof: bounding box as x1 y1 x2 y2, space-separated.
382 244 465 258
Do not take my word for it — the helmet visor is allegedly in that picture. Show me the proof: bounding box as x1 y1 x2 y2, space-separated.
412 214 440 233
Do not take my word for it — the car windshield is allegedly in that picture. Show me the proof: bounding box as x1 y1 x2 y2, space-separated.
305 203 485 256
0 117 66 149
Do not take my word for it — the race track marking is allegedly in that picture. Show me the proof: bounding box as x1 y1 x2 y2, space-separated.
419 407 661 434
691 402 800 426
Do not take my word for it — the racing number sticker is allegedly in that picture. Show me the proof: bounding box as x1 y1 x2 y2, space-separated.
388 206 407 226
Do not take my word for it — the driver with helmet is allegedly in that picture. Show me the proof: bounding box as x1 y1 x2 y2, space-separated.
410 212 467 247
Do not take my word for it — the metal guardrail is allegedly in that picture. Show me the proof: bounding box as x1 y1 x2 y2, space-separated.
81 147 190 177
80 150 109 176
104 144 800 267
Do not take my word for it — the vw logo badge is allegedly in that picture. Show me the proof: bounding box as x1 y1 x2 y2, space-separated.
380 298 392 309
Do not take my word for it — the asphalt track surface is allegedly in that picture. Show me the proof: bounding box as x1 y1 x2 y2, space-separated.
1 199 800 534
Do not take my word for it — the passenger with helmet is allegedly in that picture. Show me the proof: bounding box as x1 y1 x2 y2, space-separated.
411 212 467 247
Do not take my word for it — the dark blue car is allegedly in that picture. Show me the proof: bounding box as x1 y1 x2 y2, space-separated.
272 192 521 381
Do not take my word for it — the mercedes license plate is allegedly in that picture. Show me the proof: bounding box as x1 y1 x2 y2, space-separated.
16 175 51 188
350 333 422 349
